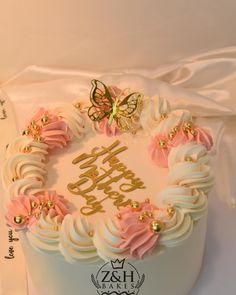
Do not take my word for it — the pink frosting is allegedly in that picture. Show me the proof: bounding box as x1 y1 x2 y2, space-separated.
97 118 120 136
180 125 213 150
118 202 160 259
24 108 70 149
149 124 213 168
5 191 69 230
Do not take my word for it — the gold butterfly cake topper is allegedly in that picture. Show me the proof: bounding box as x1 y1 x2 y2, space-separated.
88 79 143 132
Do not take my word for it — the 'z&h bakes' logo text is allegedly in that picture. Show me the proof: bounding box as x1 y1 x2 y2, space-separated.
91 259 145 295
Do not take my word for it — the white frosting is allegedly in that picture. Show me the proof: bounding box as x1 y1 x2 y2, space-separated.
159 209 193 247
93 217 127 261
26 213 62 255
167 142 214 193
168 161 214 193
2 154 47 189
6 136 48 160
59 214 100 264
140 96 170 131
168 142 209 167
156 185 207 220
7 178 44 198
53 104 85 138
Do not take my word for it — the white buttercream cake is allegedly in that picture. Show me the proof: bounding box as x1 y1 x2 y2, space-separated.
2 77 214 295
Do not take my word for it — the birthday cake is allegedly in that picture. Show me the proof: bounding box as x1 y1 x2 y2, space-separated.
2 78 214 295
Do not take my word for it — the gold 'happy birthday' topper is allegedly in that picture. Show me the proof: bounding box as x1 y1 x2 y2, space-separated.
87 80 143 132
67 140 146 216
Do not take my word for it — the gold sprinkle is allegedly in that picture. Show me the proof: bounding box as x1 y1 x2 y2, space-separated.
167 206 175 217
160 113 168 120
47 201 54 208
14 215 24 224
22 129 30 136
31 201 38 209
41 115 50 124
168 131 175 140
88 230 94 237
74 102 81 109
12 176 18 182
130 201 140 209
138 214 145 222
23 145 32 153
184 122 193 130
190 129 198 137
145 198 150 203
117 213 122 220
173 126 179 133
159 139 167 149
185 156 194 162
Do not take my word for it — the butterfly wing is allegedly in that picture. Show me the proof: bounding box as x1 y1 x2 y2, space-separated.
88 80 113 121
115 92 143 131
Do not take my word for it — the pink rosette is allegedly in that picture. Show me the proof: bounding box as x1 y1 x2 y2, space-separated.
24 108 70 149
148 134 172 168
149 123 213 167
5 191 70 230
118 202 161 259
180 125 213 150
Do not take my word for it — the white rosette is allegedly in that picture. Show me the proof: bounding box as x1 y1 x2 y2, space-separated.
93 217 127 261
159 209 193 247
7 178 44 198
26 213 62 255
168 142 214 193
140 96 171 131
2 153 47 193
156 185 207 221
53 104 85 139
6 136 48 161
59 214 100 264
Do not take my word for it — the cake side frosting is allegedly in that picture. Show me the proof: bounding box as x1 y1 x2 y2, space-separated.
1 79 214 264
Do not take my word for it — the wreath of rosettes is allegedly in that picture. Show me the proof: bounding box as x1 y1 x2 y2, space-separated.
4 80 214 262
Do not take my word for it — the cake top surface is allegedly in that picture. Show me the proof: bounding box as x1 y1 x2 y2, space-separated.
2 78 214 263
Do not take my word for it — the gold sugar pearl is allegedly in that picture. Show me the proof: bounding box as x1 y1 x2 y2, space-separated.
160 113 168 120
22 129 30 136
167 206 175 217
88 230 94 237
31 201 38 209
35 136 42 142
150 220 164 234
190 129 198 137
168 131 175 140
14 215 24 224
130 201 140 209
41 115 50 124
138 214 145 222
47 201 54 208
12 176 18 182
32 123 40 130
185 156 194 162
145 198 150 203
147 212 153 218
74 102 81 109
173 126 179 133
159 139 167 149
23 145 32 153
184 122 193 130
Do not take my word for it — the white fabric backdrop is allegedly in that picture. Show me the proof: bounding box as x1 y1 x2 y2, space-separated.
0 0 236 82
1 47 236 294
